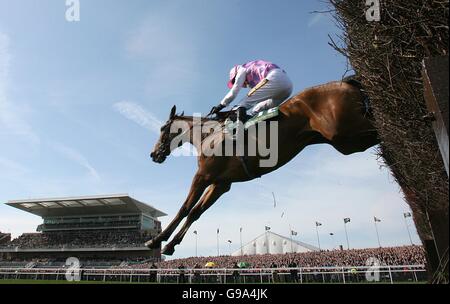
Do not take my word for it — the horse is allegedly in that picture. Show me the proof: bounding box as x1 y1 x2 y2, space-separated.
146 79 379 255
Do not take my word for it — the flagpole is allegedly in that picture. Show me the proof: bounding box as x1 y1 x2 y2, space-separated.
289 224 293 253
315 224 321 251
374 220 381 248
240 228 243 256
344 222 350 250
329 233 336 250
195 232 198 257
404 214 414 246
216 229 220 256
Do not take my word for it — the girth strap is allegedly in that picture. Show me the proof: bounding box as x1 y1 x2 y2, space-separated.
238 156 261 179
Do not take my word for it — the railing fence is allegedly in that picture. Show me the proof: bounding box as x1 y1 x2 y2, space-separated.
0 265 426 284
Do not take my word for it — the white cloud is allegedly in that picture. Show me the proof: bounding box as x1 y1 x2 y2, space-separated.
113 100 196 156
52 143 101 182
307 13 325 28
113 100 163 134
0 31 40 145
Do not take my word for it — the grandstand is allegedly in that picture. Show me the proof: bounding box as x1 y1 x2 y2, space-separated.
0 232 11 245
0 194 166 265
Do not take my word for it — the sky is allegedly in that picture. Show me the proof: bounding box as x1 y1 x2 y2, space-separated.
0 0 421 260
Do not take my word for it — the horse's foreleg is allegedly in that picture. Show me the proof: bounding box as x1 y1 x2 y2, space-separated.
145 173 209 249
161 182 232 255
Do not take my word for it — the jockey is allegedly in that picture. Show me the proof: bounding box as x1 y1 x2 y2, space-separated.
209 60 293 124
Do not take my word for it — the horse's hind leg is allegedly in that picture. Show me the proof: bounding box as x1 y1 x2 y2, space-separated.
146 173 209 249
161 182 232 256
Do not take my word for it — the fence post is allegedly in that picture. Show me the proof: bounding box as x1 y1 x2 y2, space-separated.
388 266 393 284
413 269 418 282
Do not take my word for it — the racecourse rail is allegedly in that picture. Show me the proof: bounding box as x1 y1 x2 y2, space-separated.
0 265 426 284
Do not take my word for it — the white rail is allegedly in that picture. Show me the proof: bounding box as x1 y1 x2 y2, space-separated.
0 265 426 284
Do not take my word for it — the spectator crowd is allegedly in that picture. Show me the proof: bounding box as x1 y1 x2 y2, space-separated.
132 245 426 269
0 230 154 249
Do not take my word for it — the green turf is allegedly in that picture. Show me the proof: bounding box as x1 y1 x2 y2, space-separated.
0 279 155 284
0 279 427 285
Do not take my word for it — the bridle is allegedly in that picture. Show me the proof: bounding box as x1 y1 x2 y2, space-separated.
154 121 173 159
153 114 222 161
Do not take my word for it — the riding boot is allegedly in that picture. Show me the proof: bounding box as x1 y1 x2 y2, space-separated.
234 107 248 141
236 107 248 125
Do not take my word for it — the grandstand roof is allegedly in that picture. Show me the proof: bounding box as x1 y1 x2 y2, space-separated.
6 194 167 218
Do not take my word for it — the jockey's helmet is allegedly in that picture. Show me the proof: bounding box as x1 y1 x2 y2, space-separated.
227 65 242 89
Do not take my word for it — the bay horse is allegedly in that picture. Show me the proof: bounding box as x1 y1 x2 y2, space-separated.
146 79 379 255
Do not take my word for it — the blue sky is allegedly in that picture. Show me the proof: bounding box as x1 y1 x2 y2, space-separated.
0 0 420 259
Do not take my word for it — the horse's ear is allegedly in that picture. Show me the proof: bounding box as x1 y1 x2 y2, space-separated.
180 111 184 116
170 105 176 119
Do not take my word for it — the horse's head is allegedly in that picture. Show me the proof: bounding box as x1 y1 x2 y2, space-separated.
150 105 184 164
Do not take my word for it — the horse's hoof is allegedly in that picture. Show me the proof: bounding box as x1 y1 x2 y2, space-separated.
145 239 160 249
161 245 175 256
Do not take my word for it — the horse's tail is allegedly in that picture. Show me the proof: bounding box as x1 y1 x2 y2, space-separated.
342 75 364 91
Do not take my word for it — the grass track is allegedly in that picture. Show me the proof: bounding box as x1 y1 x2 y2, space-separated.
0 279 426 285
0 279 154 284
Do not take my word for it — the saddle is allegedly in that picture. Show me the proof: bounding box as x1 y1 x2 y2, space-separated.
209 106 282 179
214 106 281 134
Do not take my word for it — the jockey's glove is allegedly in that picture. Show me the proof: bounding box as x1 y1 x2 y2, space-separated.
209 104 225 116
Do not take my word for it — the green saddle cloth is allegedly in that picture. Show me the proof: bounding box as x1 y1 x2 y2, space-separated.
224 107 280 132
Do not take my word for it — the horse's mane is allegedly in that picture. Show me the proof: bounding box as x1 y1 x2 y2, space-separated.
172 115 226 141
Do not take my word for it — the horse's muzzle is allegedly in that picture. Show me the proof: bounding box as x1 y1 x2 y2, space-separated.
150 151 165 164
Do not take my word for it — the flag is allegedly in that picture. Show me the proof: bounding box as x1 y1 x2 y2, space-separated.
344 218 351 224
374 217 381 222
217 228 220 234
316 222 322 227
404 212 412 218
291 230 298 236
227 240 232 244
193 230 197 235
265 226 271 231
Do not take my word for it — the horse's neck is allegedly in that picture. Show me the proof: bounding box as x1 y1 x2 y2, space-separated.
175 116 219 152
